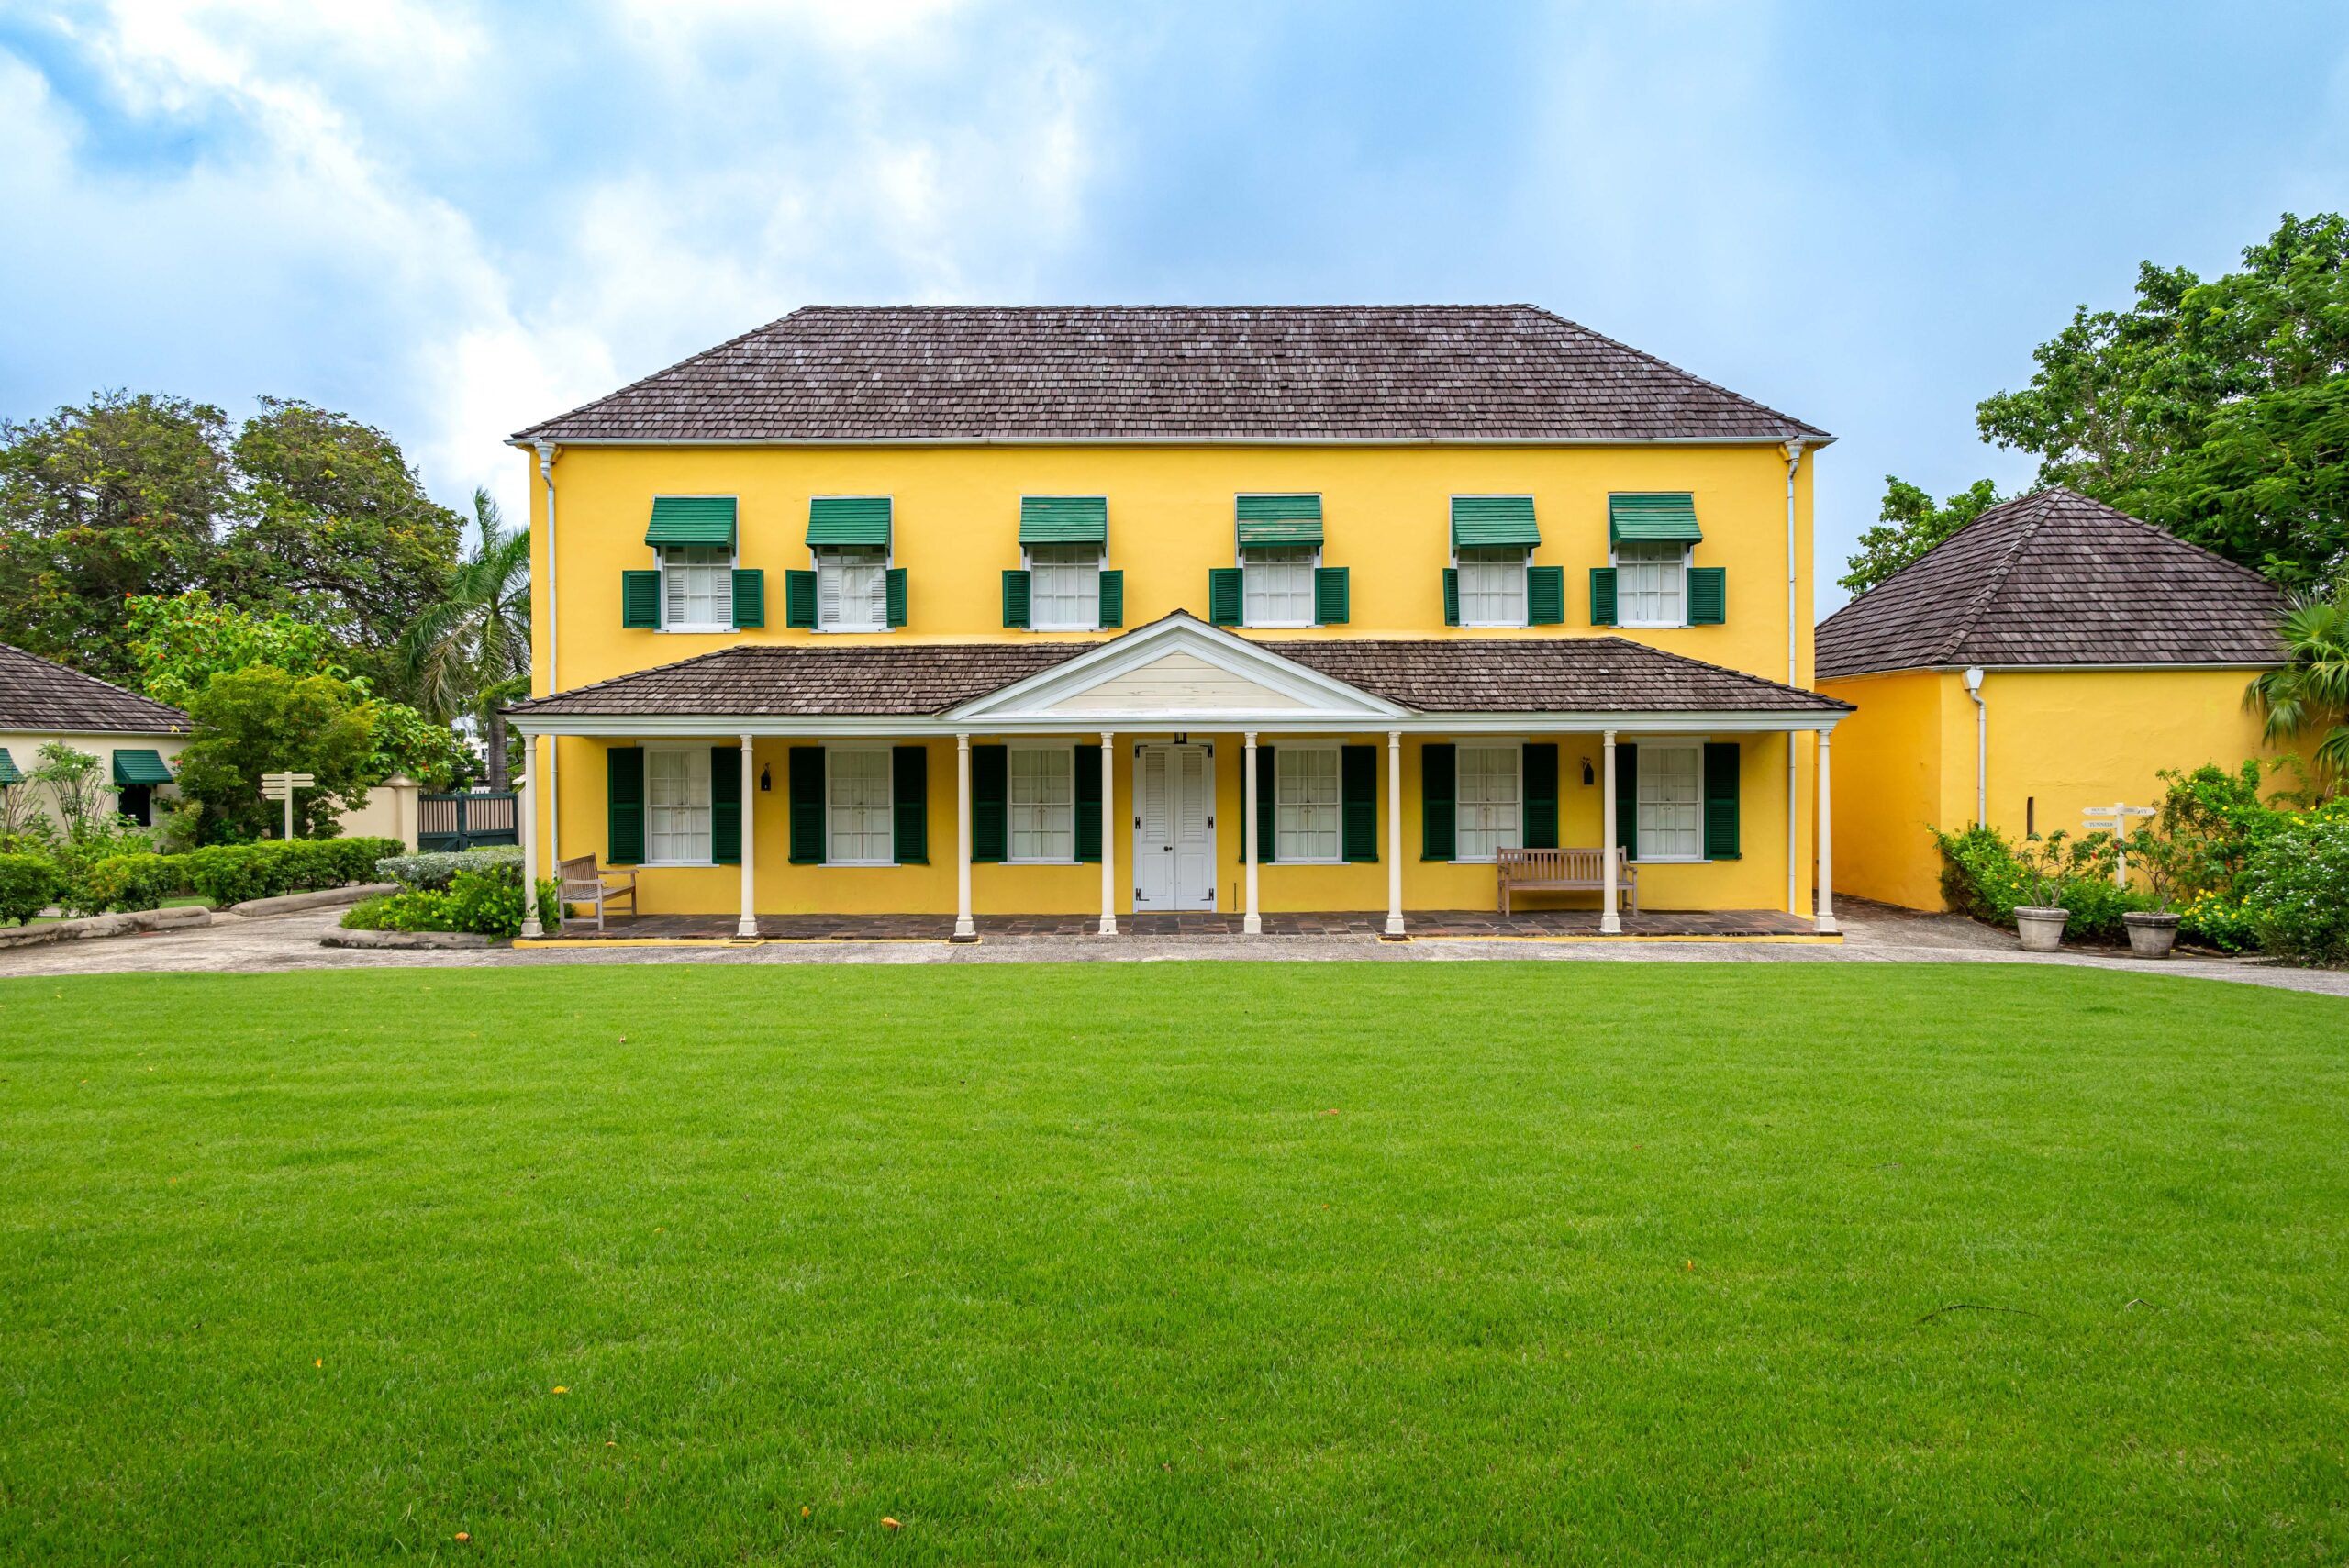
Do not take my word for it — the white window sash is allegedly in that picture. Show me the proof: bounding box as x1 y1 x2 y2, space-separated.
1614 542 1689 629
1633 740 1705 863
1007 741 1076 863
1025 547 1102 632
661 546 734 632
817 548 888 633
643 745 714 865
1242 547 1319 628
826 745 895 864
1452 740 1522 863
1456 550 1529 628
1274 743 1342 863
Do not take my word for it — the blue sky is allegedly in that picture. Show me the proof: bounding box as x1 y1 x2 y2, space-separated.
4 1 2345 611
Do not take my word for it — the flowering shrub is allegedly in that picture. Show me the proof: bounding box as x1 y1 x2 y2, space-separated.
1933 824 2141 940
374 846 522 892
2240 800 2349 965
342 874 559 938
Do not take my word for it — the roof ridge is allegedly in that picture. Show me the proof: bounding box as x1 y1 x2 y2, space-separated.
1925 494 2055 667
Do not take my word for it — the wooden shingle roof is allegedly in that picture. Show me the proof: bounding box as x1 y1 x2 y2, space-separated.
507 627 1844 719
1814 488 2288 681
0 643 190 734
514 306 1829 445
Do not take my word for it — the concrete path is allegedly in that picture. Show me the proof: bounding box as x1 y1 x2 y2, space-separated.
2 899 2343 997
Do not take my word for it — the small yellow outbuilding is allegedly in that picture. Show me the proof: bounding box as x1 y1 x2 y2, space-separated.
1815 487 2289 910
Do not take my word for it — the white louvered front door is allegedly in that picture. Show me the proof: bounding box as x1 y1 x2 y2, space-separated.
1132 743 1216 911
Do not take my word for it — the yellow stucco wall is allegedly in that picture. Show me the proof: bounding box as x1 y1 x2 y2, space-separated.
522 440 1822 915
1819 665 2288 910
529 729 1798 917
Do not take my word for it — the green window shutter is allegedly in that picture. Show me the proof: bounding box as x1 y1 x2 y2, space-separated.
1589 567 1618 627
1208 566 1243 627
787 747 825 864
1252 745 1276 865
1614 743 1639 860
1450 495 1541 549
710 745 741 864
1420 743 1455 861
784 570 818 628
1002 569 1031 629
1341 744 1377 862
1235 493 1324 548
0 749 20 785
971 745 1008 862
1314 566 1350 626
731 569 765 628
1098 569 1124 628
1608 493 1702 547
892 745 928 864
645 496 738 548
607 747 644 864
1019 496 1108 545
807 496 892 547
1688 567 1726 626
1074 744 1103 862
621 569 661 628
1703 741 1741 860
1522 743 1559 850
885 568 907 628
1528 565 1565 626
1442 568 1460 626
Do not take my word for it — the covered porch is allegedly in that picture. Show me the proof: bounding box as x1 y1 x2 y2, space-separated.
505 614 1852 941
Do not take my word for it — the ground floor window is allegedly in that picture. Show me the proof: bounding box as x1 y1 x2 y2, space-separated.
828 747 894 863
1456 547 1529 627
1009 743 1075 862
1455 742 1521 862
662 545 734 630
647 747 712 862
1275 745 1341 862
1637 741 1703 861
117 783 153 826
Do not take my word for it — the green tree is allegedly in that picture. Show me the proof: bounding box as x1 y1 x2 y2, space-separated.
1841 476 2004 595
125 590 351 708
212 398 463 691
173 666 379 841
2245 573 2349 784
0 392 234 681
1976 212 2349 587
397 489 531 788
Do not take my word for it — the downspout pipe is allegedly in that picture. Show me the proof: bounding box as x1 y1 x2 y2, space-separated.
535 442 561 874
1963 665 1987 826
1782 438 1807 915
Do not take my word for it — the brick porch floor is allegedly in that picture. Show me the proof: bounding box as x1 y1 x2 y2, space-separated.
534 908 1823 940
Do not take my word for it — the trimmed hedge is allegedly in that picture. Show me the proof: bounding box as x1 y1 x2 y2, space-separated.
0 853 63 926
72 837 405 914
83 853 185 914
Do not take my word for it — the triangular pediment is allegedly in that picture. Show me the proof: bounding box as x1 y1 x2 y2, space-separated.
947 614 1408 725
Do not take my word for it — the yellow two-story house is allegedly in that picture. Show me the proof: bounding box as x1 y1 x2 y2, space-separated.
506 306 1846 939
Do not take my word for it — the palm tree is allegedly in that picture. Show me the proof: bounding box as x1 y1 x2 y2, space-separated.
400 488 530 788
2247 573 2349 787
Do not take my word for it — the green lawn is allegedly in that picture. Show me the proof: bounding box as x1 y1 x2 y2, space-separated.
3 965 2344 1564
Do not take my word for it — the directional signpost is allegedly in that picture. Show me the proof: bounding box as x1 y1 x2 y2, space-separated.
2083 802 2156 887
260 771 316 841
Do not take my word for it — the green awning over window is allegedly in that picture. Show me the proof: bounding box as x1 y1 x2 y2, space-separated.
1019 495 1108 546
807 496 893 547
1236 494 1324 548
113 749 173 785
644 495 738 548
1451 495 1540 550
0 749 19 785
1609 493 1702 546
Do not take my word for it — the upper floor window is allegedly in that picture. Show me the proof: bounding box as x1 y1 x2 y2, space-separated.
1243 546 1318 628
817 547 889 632
1026 545 1102 631
662 545 735 631
1456 547 1529 628
1614 540 1689 628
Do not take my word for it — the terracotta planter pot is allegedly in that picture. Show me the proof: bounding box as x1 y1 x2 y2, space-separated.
2014 906 2070 952
2124 911 2182 960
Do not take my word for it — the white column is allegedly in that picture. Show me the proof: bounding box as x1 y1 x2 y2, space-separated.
1600 729 1622 935
517 757 543 939
736 734 757 939
1815 728 1840 935
953 733 976 940
1097 732 1118 936
1242 730 1262 935
1385 729 1405 937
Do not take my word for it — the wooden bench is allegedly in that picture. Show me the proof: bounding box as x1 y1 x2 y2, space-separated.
1496 846 1638 916
557 853 639 931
